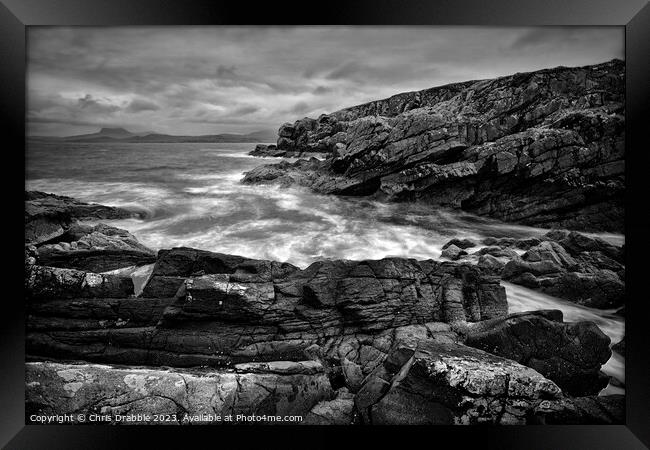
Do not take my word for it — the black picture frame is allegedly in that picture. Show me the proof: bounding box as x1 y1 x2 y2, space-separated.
3 0 649 448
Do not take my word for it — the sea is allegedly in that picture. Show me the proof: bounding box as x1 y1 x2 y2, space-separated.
26 140 625 392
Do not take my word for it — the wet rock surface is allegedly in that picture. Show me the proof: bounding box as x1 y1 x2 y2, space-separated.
26 191 156 272
35 223 157 273
443 230 625 309
26 191 139 244
244 60 624 232
249 143 327 159
461 310 611 396
500 230 624 308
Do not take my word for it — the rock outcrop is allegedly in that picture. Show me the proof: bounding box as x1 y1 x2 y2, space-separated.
353 338 618 424
25 191 138 244
460 310 611 396
249 144 326 158
249 144 286 157
35 223 157 273
442 230 625 309
245 59 624 232
26 247 507 369
26 191 156 272
500 230 624 308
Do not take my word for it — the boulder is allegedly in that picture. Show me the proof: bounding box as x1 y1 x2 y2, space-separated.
355 339 568 425
442 238 477 250
475 246 519 259
477 254 506 274
441 244 467 261
462 310 612 396
502 233 625 308
545 230 623 262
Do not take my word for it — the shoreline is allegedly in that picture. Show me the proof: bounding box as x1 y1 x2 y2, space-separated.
24 190 626 424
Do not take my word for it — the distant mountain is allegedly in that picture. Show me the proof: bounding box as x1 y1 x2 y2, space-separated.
29 127 277 143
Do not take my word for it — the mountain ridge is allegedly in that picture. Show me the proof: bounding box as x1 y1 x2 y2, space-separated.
29 127 277 143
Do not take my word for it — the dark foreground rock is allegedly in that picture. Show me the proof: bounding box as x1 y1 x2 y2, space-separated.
26 361 333 424
460 310 611 396
540 394 625 424
244 60 624 232
26 248 506 369
353 338 620 424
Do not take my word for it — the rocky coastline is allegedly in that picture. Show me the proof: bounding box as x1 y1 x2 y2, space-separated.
249 143 328 159
24 190 624 425
245 59 624 233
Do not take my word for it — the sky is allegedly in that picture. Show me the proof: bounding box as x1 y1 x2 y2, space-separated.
27 26 624 137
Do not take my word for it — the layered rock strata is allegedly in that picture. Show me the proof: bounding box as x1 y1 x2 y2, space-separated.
244 60 625 232
26 191 156 272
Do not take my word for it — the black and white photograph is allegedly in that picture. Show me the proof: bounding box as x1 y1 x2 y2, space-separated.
24 25 628 426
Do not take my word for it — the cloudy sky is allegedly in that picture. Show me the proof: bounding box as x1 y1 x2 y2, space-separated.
27 26 623 137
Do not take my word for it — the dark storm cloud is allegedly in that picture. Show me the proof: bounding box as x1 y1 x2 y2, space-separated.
326 61 370 80
27 26 623 136
288 101 311 115
510 28 616 50
216 65 239 79
125 98 161 113
312 86 332 95
232 105 261 115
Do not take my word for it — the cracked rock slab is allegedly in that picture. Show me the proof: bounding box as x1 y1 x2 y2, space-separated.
26 361 333 424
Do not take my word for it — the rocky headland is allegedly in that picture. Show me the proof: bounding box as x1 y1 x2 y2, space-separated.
244 59 624 233
24 190 624 425
249 143 328 159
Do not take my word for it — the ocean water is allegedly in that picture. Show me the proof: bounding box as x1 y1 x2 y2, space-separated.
26 141 625 389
